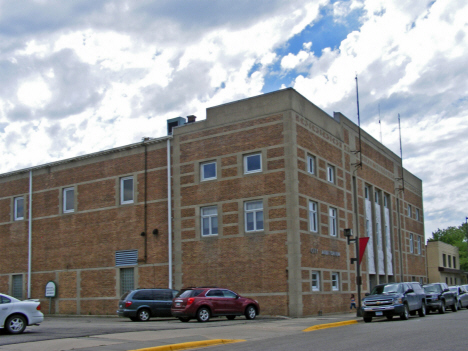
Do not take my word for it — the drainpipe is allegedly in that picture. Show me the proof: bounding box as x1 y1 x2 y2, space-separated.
28 170 32 299
167 139 172 289
144 142 148 263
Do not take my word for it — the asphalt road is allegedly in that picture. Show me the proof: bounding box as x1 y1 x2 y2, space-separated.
0 308 467 351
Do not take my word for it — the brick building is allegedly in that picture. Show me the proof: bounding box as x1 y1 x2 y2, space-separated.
0 88 426 317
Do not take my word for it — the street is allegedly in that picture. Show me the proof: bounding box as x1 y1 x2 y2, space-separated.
0 309 467 351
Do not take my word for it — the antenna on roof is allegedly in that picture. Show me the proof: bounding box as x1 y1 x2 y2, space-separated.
396 113 405 193
351 74 362 170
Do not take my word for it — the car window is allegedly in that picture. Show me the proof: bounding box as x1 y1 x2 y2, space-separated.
371 284 402 294
223 290 237 298
206 290 224 297
424 285 441 293
120 292 131 300
154 290 174 301
133 291 153 300
0 296 11 304
177 289 204 298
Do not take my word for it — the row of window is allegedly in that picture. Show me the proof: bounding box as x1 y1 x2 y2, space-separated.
308 200 338 236
201 153 262 182
409 234 422 255
307 154 336 184
407 204 421 220
311 271 341 292
442 253 457 268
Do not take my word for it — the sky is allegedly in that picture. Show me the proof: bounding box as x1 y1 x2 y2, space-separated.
0 0 467 240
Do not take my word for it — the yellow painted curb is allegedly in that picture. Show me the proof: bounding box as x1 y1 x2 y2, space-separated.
128 339 246 351
303 320 358 332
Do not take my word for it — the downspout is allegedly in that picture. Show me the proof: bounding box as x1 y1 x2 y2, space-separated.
167 139 172 289
28 170 32 299
144 142 148 263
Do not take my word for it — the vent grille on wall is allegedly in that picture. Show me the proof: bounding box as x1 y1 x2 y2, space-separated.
115 250 138 266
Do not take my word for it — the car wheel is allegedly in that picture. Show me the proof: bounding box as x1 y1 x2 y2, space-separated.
137 308 151 322
386 315 393 321
196 307 210 323
226 315 236 320
245 305 257 320
452 301 458 312
6 315 27 334
363 316 372 323
178 317 190 323
458 301 462 310
418 303 426 317
438 300 446 314
400 304 410 320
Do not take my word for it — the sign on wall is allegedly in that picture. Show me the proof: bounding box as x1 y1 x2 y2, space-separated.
45 281 57 298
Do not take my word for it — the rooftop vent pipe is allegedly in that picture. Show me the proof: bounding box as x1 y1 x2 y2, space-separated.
186 115 196 123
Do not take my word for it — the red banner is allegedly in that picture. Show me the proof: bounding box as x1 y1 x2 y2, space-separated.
359 237 370 264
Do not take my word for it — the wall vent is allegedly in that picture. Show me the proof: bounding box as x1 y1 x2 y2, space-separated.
115 249 138 266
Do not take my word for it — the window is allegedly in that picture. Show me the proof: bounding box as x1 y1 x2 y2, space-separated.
448 255 452 268
416 208 420 220
245 200 264 232
14 197 24 221
307 155 315 174
329 207 337 237
375 191 379 204
12 275 23 300
311 271 320 291
417 236 421 255
443 254 447 267
331 272 340 291
63 187 75 213
201 162 216 181
327 165 335 183
407 204 412 217
409 233 414 253
309 201 318 232
244 153 262 174
201 206 218 236
120 267 134 296
453 256 456 269
120 176 134 204
384 195 388 208
365 186 369 199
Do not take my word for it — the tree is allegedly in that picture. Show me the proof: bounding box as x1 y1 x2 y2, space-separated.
428 223 468 271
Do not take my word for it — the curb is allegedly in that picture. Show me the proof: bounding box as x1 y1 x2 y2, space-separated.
128 339 245 351
303 320 358 332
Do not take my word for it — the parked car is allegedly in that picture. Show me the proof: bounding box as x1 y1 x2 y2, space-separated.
449 286 468 309
423 283 457 313
361 282 426 323
117 288 178 321
0 293 44 334
171 287 260 323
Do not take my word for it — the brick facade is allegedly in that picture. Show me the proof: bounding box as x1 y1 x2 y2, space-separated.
0 88 426 316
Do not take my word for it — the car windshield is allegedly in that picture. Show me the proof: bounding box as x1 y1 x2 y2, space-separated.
449 287 457 293
423 285 441 293
370 284 402 295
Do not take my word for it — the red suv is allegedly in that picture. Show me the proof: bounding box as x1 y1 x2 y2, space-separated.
171 287 260 322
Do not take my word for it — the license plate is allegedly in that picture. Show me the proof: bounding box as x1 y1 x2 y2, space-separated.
375 311 383 316
176 303 181 307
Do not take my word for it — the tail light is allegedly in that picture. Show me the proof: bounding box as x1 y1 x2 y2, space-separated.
36 304 41 311
125 301 133 308
187 298 195 305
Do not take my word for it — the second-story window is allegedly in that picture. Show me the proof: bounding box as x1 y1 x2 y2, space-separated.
201 206 218 236
63 187 75 213
120 176 134 204
329 207 337 237
327 165 335 183
443 253 447 267
244 153 262 174
309 201 318 232
409 233 414 253
14 197 24 221
307 155 315 174
201 162 217 181
245 200 263 232
408 204 412 217
417 236 421 255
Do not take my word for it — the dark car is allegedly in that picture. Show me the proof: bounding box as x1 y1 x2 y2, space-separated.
423 283 457 314
171 287 260 323
117 288 178 321
449 286 468 309
361 282 426 323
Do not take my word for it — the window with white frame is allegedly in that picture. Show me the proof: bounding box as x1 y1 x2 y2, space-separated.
63 187 75 213
201 206 218 236
120 176 134 204
245 200 264 232
201 162 216 181
331 272 340 291
14 197 24 220
417 236 421 255
309 201 318 232
409 233 414 253
408 204 412 217
307 155 315 174
329 207 337 237
244 153 262 174
311 271 320 291
416 208 420 220
327 165 335 183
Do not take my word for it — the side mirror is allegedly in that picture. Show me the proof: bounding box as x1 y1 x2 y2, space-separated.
443 288 450 293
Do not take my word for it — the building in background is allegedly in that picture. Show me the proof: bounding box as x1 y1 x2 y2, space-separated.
426 241 466 285
0 88 426 317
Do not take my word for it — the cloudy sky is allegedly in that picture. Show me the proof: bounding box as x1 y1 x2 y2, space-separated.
1 0 467 240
